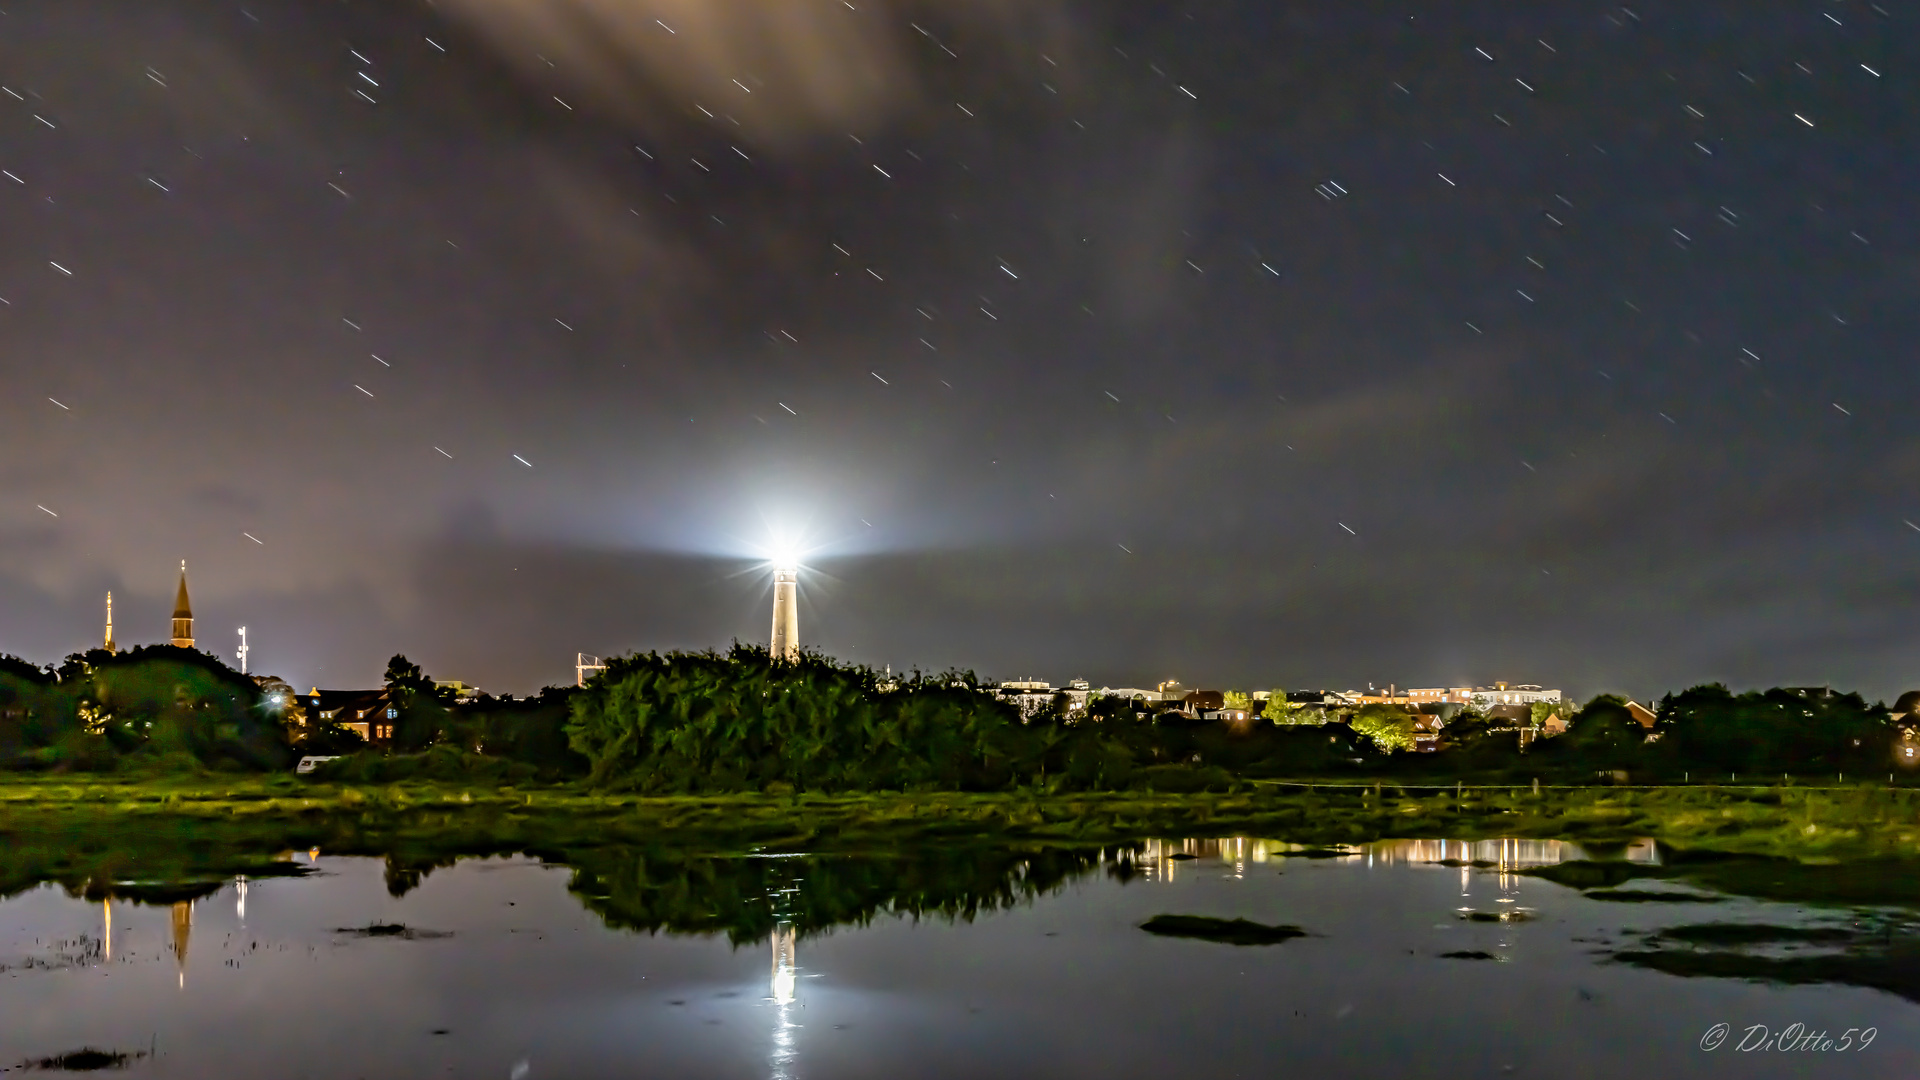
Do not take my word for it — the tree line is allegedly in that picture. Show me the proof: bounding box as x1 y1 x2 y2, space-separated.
0 644 1909 787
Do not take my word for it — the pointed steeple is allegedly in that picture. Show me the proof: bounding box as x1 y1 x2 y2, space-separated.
104 591 116 653
170 561 194 649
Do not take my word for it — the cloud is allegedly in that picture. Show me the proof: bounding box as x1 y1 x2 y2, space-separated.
437 0 1074 152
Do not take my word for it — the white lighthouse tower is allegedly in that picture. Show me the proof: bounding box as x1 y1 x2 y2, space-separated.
769 558 799 662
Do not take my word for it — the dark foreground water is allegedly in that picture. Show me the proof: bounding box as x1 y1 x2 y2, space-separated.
2 837 1914 1079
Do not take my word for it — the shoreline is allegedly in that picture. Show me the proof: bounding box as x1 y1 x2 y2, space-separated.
2 776 1917 858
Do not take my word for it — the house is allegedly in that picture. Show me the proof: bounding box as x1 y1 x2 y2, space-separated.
1783 686 1834 701
1411 711 1448 751
1483 704 1533 727
1889 692 1920 768
1623 700 1658 729
1183 690 1225 712
301 688 399 744
1890 691 1920 722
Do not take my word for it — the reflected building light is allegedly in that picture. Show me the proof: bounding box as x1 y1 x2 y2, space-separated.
236 876 248 922
102 898 111 963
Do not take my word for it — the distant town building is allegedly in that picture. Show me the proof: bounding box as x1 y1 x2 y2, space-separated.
1469 683 1562 708
1339 686 1430 708
435 680 482 703
1346 683 1561 708
1623 700 1658 729
996 680 1057 718
1096 687 1164 704
1405 687 1477 705
996 678 1094 717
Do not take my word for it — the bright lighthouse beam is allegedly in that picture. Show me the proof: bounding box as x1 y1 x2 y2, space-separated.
769 544 801 572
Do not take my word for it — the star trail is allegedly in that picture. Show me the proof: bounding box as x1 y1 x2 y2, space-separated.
0 0 1914 699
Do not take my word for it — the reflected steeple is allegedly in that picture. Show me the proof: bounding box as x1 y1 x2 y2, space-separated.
170 899 192 988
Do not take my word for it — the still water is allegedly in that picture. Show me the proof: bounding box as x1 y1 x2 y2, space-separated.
1 838 1913 1079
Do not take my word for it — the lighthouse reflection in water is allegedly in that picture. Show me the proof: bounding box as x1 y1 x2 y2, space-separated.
768 921 798 1079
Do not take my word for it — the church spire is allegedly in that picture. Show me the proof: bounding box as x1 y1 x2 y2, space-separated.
170 561 194 649
104 591 116 653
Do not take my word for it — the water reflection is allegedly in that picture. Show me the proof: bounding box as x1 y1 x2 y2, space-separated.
770 922 797 1006
12 831 1662 957
557 845 1111 945
3 826 1914 1079
1128 835 1657 875
768 922 798 1079
170 899 191 988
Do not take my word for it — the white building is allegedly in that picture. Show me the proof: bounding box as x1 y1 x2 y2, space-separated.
1470 683 1562 708
997 678 1117 718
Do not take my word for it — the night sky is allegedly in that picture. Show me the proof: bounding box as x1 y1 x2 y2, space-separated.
2 0 1915 700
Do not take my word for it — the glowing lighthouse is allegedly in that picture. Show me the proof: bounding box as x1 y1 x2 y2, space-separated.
769 554 799 662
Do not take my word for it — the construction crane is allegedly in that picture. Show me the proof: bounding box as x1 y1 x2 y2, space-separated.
575 653 607 687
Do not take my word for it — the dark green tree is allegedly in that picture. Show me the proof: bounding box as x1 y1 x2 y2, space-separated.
1537 696 1649 772
0 655 78 764
1654 685 1888 773
384 654 451 751
69 645 292 769
565 645 1017 791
